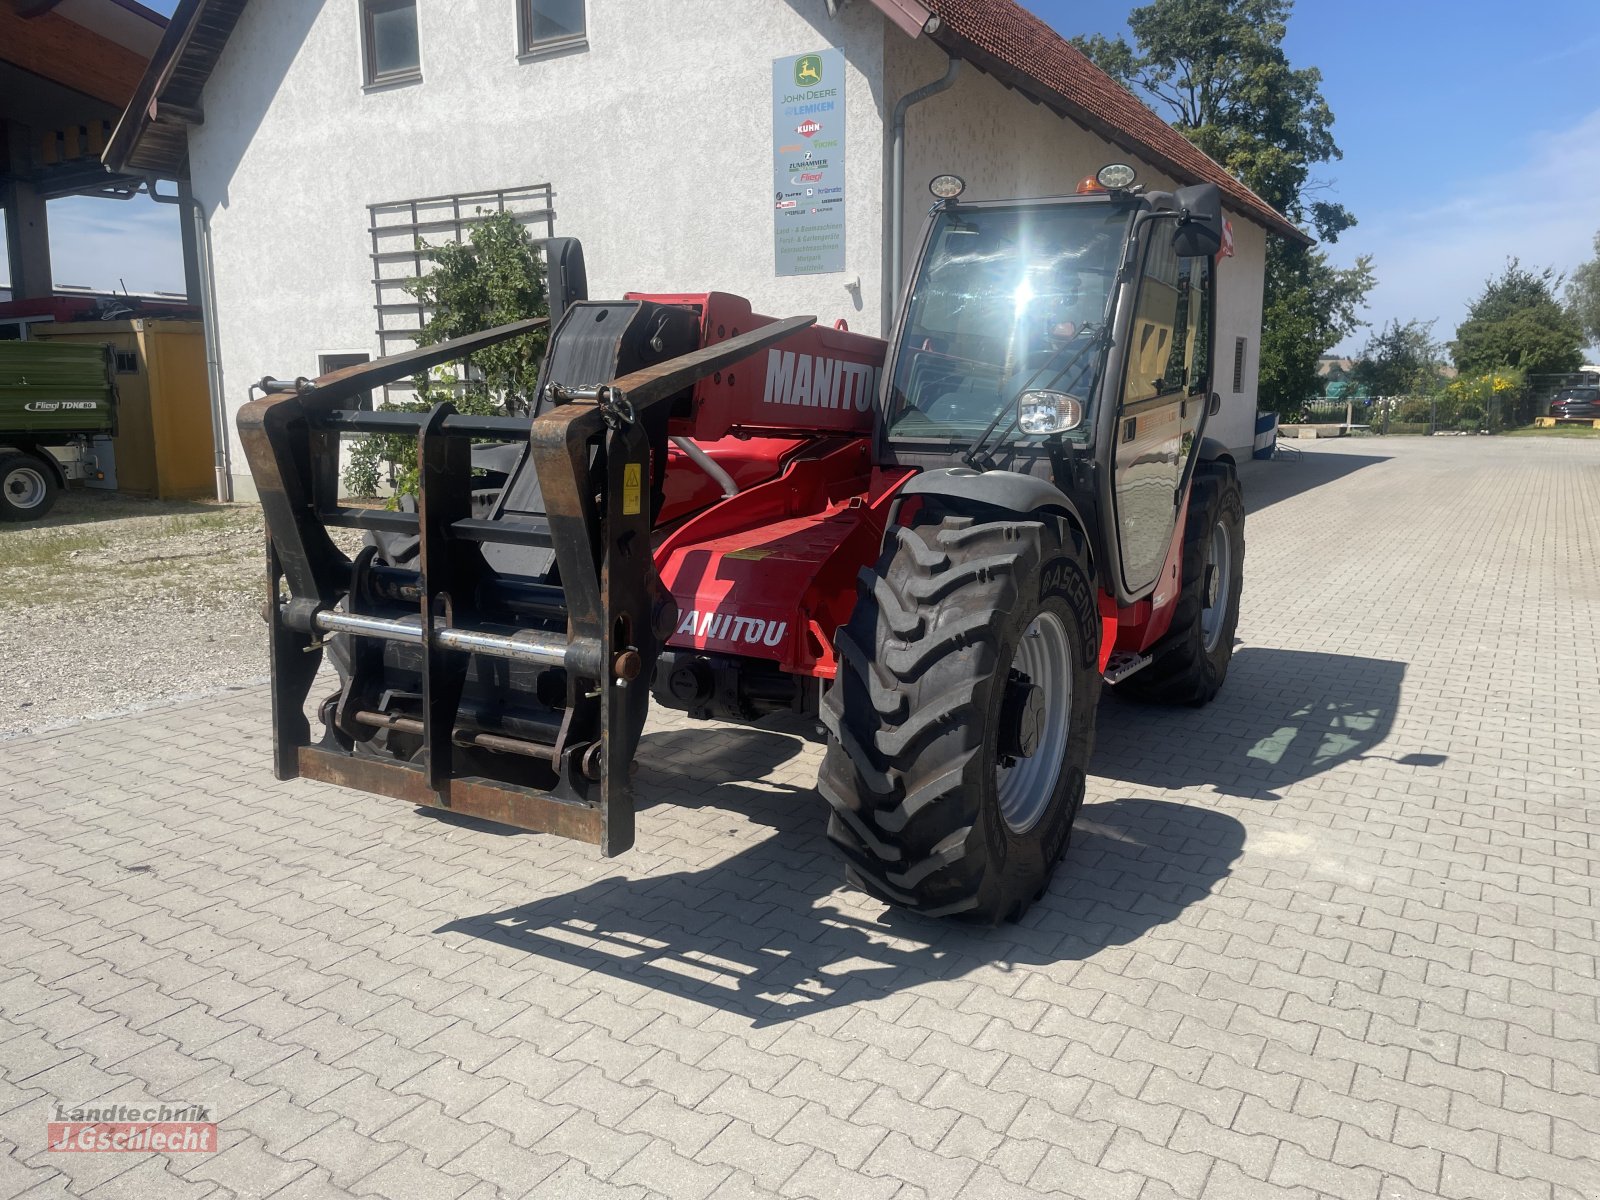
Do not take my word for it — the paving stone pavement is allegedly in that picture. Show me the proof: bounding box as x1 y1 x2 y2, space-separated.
2 435 1597 1200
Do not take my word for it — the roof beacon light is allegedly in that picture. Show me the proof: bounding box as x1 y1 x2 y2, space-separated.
1078 163 1137 194
929 174 966 201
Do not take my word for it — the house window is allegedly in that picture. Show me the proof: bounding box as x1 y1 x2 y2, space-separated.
519 0 586 57
319 353 372 409
114 350 139 374
362 0 421 86
1232 336 1247 394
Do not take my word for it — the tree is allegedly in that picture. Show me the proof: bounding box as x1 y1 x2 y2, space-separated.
1351 318 1443 397
1567 231 1600 351
345 211 547 499
1258 245 1372 405
1072 0 1374 412
1452 259 1583 377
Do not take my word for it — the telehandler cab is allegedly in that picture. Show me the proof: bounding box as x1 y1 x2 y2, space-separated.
242 166 1244 922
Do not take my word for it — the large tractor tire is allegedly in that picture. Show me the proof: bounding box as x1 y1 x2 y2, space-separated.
819 509 1101 923
0 452 60 522
1116 459 1244 706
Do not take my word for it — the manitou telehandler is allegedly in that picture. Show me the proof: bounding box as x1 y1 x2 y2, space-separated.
242 166 1244 922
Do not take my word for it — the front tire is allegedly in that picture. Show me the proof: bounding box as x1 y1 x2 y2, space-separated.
0 453 60 521
819 509 1101 923
1115 460 1244 706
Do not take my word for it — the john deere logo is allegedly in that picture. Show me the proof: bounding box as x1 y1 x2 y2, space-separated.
794 55 822 87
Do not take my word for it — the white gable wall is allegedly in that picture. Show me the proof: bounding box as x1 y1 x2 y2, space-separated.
189 0 889 499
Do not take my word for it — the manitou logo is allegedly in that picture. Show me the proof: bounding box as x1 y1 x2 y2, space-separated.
676 610 788 647
762 350 879 412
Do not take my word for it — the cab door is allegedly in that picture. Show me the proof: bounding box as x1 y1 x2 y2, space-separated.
1111 236 1211 595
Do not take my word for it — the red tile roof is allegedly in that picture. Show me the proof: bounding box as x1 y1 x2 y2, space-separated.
912 0 1311 243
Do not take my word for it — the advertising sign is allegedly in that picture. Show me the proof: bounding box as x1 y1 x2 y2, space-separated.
772 49 845 276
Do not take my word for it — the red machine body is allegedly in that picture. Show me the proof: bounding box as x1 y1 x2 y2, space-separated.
632 291 1186 684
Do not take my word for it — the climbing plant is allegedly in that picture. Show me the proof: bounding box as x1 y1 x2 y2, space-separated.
344 210 548 500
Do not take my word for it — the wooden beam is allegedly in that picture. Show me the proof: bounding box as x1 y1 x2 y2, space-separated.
17 1 69 16
0 4 149 109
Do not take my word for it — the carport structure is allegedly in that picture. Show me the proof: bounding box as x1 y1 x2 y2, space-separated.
0 0 168 300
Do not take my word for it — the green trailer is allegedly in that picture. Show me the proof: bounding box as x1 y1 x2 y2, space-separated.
0 341 118 520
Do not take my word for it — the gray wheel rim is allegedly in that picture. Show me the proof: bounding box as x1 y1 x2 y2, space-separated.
4 464 47 511
1201 520 1232 653
997 612 1071 834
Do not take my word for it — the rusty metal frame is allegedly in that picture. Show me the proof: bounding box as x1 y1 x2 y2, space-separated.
238 312 814 856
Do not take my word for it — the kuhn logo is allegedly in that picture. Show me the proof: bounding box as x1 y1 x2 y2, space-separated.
762 350 879 413
796 119 821 138
677 610 787 647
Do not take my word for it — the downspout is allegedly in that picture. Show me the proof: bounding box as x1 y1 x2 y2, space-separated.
149 177 231 501
889 52 960 314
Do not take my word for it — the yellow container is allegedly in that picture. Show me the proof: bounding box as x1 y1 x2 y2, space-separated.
34 319 211 500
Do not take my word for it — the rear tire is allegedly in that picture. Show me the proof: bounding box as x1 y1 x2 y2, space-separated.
819 509 1101 923
1115 460 1244 706
0 453 60 522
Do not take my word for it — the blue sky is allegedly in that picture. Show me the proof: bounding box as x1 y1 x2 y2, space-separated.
13 0 1600 354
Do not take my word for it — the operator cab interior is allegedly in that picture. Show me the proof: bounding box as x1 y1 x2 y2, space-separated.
887 190 1133 448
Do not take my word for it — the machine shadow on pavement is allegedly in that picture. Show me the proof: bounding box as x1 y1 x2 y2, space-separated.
1242 447 1391 515
436 726 1246 1027
1092 646 1434 800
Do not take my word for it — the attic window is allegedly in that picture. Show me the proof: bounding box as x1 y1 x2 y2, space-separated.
363 0 421 87
519 0 586 58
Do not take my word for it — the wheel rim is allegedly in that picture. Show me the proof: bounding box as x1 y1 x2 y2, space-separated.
996 612 1071 834
4 465 47 511
1201 520 1232 653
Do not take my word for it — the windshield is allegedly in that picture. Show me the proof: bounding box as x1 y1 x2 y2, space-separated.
887 202 1131 443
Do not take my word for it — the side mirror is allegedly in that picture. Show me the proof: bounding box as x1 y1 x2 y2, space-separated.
1209 391 1222 416
1171 183 1223 258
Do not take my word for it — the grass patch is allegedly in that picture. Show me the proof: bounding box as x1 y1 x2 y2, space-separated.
0 527 113 572
1504 424 1600 438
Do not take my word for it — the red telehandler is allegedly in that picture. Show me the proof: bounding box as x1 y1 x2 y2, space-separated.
242 166 1244 922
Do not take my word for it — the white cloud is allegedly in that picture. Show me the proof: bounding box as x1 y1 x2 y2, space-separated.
1328 107 1600 355
0 193 186 297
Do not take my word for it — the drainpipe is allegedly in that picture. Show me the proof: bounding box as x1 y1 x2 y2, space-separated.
149 177 232 501
890 52 960 315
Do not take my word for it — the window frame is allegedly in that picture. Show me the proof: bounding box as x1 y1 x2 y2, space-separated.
361 0 422 89
1232 336 1247 394
517 0 587 60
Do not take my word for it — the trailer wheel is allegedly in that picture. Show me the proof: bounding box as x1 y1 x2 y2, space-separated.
1115 460 1244 706
819 510 1100 923
0 453 60 522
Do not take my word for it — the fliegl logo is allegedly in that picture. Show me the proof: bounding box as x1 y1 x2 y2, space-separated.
794 54 823 87
677 609 788 648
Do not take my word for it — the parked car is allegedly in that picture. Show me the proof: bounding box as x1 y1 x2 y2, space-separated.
1550 386 1600 419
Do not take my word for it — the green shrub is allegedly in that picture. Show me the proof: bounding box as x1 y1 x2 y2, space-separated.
344 211 548 501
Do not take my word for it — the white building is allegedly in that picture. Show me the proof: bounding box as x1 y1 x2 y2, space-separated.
106 0 1305 501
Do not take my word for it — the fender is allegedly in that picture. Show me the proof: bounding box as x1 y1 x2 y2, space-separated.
1197 436 1234 466
899 466 1088 531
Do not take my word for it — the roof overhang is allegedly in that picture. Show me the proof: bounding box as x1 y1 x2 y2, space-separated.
866 0 1311 245
103 0 246 178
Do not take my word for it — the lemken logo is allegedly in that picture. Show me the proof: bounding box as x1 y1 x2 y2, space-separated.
677 610 788 647
794 55 823 87
762 350 879 412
